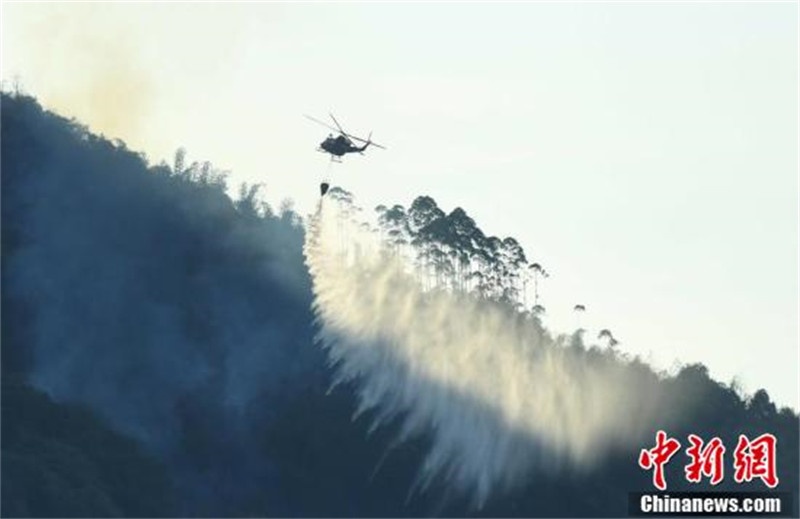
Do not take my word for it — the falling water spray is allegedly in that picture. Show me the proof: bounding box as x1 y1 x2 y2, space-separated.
304 193 673 506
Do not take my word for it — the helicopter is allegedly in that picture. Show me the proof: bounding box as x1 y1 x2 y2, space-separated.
304 113 386 161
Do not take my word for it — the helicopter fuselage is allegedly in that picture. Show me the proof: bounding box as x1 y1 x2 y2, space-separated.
320 135 366 157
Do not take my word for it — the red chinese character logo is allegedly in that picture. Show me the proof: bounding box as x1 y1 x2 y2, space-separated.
733 433 779 488
684 434 725 485
639 430 681 490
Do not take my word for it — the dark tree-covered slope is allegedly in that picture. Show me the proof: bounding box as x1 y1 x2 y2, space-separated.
1 92 796 517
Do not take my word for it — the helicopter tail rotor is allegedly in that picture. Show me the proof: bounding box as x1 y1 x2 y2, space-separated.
353 130 386 150
358 132 373 154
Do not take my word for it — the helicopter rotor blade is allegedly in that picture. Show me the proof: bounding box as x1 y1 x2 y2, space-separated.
329 113 347 135
349 135 386 150
347 133 386 149
303 114 340 133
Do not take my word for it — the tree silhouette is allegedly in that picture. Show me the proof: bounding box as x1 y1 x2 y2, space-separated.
499 237 527 306
528 262 549 311
573 304 586 329
377 204 410 256
598 328 619 349
406 196 445 288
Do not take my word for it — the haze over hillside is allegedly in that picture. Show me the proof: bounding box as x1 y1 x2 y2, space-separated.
1 92 797 517
4 2 796 413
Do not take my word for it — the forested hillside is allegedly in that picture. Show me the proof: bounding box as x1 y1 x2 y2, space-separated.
1 92 796 517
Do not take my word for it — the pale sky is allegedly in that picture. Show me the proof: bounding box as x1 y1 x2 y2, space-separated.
2 1 798 409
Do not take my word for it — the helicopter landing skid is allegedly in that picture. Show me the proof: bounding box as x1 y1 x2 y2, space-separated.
315 148 342 163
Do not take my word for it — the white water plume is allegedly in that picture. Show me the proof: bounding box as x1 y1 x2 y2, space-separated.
304 193 672 506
